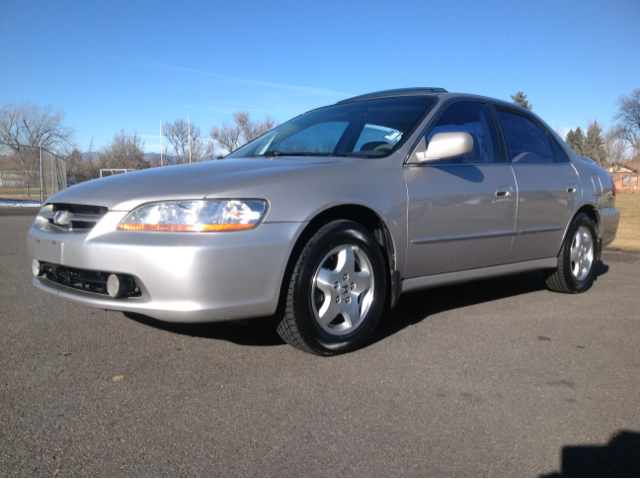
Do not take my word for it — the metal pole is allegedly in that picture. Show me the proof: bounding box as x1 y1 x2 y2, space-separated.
39 147 44 204
188 114 192 164
160 120 163 167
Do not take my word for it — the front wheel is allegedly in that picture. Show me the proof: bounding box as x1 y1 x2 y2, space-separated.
544 213 599 294
275 220 387 355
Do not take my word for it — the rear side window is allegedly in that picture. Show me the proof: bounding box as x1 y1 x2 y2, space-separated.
426 101 500 164
551 137 570 163
496 109 556 164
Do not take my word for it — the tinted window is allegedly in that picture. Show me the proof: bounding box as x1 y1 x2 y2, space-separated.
228 96 437 158
496 109 555 164
551 137 569 163
275 122 348 155
426 101 500 164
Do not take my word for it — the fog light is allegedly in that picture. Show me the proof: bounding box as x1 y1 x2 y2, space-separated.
31 259 41 276
107 274 122 298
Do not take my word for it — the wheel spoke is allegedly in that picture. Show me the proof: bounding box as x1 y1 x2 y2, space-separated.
316 268 338 297
317 298 342 328
352 270 372 295
574 231 582 249
336 247 356 277
571 246 581 262
341 297 360 329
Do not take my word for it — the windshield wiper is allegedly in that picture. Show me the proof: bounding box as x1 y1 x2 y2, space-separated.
263 150 282 157
261 151 334 157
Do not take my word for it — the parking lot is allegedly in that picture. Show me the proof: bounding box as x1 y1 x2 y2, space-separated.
1 208 639 477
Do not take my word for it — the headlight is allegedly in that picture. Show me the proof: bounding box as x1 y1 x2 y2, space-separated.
117 200 268 232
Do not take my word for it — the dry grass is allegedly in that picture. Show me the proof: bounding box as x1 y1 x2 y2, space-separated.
0 188 42 199
607 193 640 253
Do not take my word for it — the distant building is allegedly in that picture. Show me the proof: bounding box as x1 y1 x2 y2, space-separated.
607 165 638 193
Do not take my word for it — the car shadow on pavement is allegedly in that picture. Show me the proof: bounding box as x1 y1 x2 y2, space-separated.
124 312 285 347
368 260 609 347
124 261 609 349
541 430 640 477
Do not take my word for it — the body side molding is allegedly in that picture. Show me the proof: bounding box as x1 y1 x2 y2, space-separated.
411 226 565 245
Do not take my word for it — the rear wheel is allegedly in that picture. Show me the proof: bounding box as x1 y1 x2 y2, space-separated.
275 220 387 355
544 213 598 294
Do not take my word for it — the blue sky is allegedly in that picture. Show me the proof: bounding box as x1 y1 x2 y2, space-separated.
1 0 639 153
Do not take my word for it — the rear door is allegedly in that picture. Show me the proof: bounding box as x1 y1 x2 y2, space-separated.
494 107 579 261
404 100 517 277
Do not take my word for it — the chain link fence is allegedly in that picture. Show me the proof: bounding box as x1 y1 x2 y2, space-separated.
0 144 67 203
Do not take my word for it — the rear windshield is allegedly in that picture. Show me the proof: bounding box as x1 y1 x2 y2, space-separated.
227 96 437 159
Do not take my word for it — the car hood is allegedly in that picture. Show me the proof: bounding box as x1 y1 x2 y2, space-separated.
47 157 346 211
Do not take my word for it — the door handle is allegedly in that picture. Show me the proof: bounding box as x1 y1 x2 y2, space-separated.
495 186 513 197
568 183 577 193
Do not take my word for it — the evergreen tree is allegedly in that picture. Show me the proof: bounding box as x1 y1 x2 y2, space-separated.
566 129 576 149
567 127 586 155
510 91 532 110
584 120 607 166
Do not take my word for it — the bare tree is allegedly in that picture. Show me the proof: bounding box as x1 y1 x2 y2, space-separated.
614 88 640 159
0 102 75 153
256 116 278 138
554 125 566 140
233 112 256 144
163 118 204 163
604 126 629 165
210 112 279 154
66 148 84 182
210 121 242 153
0 102 75 171
102 130 148 170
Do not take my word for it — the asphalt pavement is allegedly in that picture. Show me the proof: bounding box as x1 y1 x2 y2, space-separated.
1 209 639 477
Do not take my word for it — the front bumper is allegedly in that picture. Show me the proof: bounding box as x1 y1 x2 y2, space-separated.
27 211 306 322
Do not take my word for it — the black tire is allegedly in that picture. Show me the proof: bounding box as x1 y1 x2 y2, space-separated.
275 220 387 356
544 213 599 294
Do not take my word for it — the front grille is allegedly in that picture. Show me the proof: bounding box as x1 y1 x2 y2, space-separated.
41 203 108 232
40 263 141 297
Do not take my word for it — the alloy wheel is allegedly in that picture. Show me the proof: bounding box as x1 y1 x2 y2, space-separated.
311 244 375 336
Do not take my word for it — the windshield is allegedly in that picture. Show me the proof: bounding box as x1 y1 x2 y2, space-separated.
227 96 437 159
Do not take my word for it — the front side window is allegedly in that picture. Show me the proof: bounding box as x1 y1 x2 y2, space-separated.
496 109 556 164
425 101 500 164
227 96 437 159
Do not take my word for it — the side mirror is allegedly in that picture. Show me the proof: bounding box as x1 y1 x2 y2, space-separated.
415 132 473 162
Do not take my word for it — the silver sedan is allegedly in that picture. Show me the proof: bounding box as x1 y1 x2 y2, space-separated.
27 88 620 355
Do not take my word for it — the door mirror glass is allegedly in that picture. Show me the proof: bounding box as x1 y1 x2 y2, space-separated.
415 132 473 162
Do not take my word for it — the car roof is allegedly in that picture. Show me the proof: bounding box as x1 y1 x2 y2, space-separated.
336 89 530 113
336 88 448 104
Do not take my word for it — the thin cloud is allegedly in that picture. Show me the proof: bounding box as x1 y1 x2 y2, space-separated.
157 102 284 115
149 61 352 97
